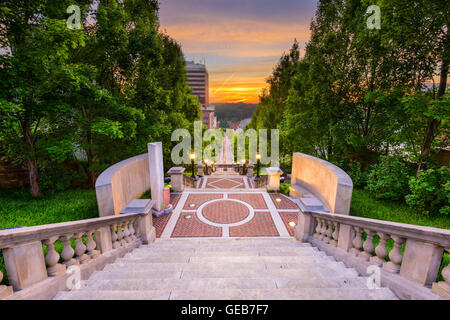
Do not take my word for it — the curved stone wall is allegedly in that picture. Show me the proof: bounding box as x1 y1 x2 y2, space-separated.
95 154 150 217
291 153 353 215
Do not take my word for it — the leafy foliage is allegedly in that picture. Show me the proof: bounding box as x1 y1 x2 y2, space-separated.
366 156 413 201
406 166 450 216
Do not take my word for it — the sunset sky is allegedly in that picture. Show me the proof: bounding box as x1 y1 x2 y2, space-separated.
158 0 319 104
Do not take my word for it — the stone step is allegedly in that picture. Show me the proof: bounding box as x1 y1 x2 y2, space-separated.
140 243 312 251
104 261 350 274
89 267 358 281
80 277 370 291
147 240 305 248
129 248 323 258
116 256 338 269
54 288 398 300
185 255 331 264
134 245 317 254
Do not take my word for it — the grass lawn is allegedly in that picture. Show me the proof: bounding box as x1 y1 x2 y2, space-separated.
0 188 99 286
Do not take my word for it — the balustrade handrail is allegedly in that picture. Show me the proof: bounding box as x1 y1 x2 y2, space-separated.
0 213 143 249
306 210 450 248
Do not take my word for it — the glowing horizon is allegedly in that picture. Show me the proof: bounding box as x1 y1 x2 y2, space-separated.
158 0 318 104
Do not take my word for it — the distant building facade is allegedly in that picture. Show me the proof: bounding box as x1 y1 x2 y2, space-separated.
186 60 218 129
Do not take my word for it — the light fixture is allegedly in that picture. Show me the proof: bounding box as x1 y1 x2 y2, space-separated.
289 221 296 227
256 153 262 160
184 215 193 220
189 204 195 208
276 198 282 202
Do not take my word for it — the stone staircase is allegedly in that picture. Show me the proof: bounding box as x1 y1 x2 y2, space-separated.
53 238 398 300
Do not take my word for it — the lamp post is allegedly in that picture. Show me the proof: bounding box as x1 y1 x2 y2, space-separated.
256 153 261 179
190 152 196 180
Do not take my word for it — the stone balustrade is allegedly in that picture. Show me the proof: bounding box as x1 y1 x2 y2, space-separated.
252 175 268 189
0 211 155 299
295 207 450 299
183 174 198 189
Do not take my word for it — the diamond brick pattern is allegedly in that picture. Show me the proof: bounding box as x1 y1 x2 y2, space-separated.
206 178 245 189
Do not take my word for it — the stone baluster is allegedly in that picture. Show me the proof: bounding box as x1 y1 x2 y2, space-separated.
74 232 90 264
432 248 450 298
117 223 126 246
129 219 137 240
111 224 120 249
86 230 100 259
350 227 363 256
370 232 390 266
43 236 65 276
123 221 131 243
61 234 78 266
330 222 339 247
319 220 328 241
383 235 405 273
313 218 321 239
322 221 331 244
358 230 375 261
0 268 12 299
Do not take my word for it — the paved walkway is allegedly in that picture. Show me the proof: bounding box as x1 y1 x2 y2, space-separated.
153 133 299 239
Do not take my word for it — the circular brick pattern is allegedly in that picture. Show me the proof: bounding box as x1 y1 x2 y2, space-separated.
202 200 250 224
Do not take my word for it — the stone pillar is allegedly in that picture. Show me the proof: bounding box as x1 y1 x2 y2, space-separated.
295 211 314 243
3 241 48 291
167 167 185 193
337 224 354 252
148 142 164 210
197 164 205 176
266 167 283 191
122 199 156 245
94 226 113 254
399 239 444 286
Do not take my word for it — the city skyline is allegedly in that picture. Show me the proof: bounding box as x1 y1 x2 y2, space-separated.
158 0 319 104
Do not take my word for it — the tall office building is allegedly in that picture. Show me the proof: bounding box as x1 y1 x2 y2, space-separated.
186 60 218 129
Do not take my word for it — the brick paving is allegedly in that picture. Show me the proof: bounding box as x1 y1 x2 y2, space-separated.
183 193 223 210
203 200 250 224
154 193 182 238
157 190 301 239
229 211 279 237
171 212 222 238
279 212 299 237
228 193 268 210
270 193 298 210
205 178 245 189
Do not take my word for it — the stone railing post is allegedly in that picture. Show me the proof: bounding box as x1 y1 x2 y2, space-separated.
121 199 156 245
167 167 185 193
2 241 48 291
337 224 354 252
266 167 283 191
400 239 444 286
294 211 315 243
197 164 205 177
432 248 450 298
94 226 113 253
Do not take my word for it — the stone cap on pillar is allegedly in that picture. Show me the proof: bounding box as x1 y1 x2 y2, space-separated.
266 167 283 175
167 167 185 175
121 199 156 215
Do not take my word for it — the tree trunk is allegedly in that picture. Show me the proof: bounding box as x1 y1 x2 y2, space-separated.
417 25 449 172
22 120 42 197
27 157 42 197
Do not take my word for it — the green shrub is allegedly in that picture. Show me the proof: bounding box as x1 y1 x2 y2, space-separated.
406 166 450 216
348 161 369 188
366 156 412 201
